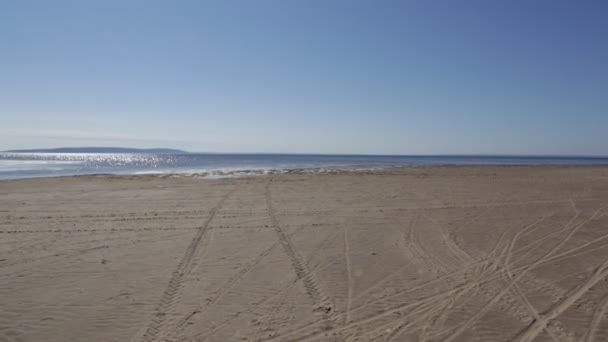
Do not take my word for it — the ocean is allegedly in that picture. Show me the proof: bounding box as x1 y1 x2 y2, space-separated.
1 153 608 180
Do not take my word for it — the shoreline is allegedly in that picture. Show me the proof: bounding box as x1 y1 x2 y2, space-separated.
3 153 608 181
3 163 608 182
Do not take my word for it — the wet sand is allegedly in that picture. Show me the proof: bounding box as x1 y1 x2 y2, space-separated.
2 166 608 341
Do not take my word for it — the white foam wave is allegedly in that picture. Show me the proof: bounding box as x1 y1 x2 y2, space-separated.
131 165 387 179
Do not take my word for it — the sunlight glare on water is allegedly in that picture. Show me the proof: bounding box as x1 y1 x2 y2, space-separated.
2 153 608 180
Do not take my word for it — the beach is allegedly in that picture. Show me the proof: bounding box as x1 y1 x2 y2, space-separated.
2 166 608 342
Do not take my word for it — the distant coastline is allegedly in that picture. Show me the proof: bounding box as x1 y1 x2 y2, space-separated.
4 147 188 154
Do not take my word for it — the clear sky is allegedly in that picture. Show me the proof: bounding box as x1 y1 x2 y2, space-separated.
1 0 607 155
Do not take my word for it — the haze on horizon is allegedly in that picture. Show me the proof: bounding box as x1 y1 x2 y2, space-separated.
1 0 607 155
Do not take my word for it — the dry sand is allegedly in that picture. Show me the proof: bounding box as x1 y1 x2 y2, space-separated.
2 166 608 342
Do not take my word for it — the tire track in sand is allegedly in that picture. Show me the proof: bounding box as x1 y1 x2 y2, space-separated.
267 211 508 341
265 200 605 342
265 179 337 331
344 225 354 324
133 187 235 342
363 212 559 341
267 213 602 342
517 258 608 342
252 232 342 342
169 223 310 341
583 292 608 342
439 201 608 342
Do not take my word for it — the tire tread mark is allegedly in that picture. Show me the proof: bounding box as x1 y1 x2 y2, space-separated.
265 179 337 331
440 202 608 342
133 187 235 342
344 226 354 324
584 292 608 342
169 224 311 340
517 259 608 342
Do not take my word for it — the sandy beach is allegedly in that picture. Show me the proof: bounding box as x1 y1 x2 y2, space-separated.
2 166 608 342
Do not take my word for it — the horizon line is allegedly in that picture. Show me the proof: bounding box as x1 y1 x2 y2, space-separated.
2 147 608 159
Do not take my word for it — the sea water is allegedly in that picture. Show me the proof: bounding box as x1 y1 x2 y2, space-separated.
1 153 608 180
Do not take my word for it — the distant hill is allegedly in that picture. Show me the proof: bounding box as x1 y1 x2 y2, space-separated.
4 147 188 154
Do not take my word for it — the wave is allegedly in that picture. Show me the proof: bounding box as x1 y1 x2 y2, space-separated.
132 165 387 179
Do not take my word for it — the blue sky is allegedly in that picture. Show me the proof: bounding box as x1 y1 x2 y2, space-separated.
1 0 607 154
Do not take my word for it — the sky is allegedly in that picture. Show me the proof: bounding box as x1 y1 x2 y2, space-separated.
1 0 607 155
